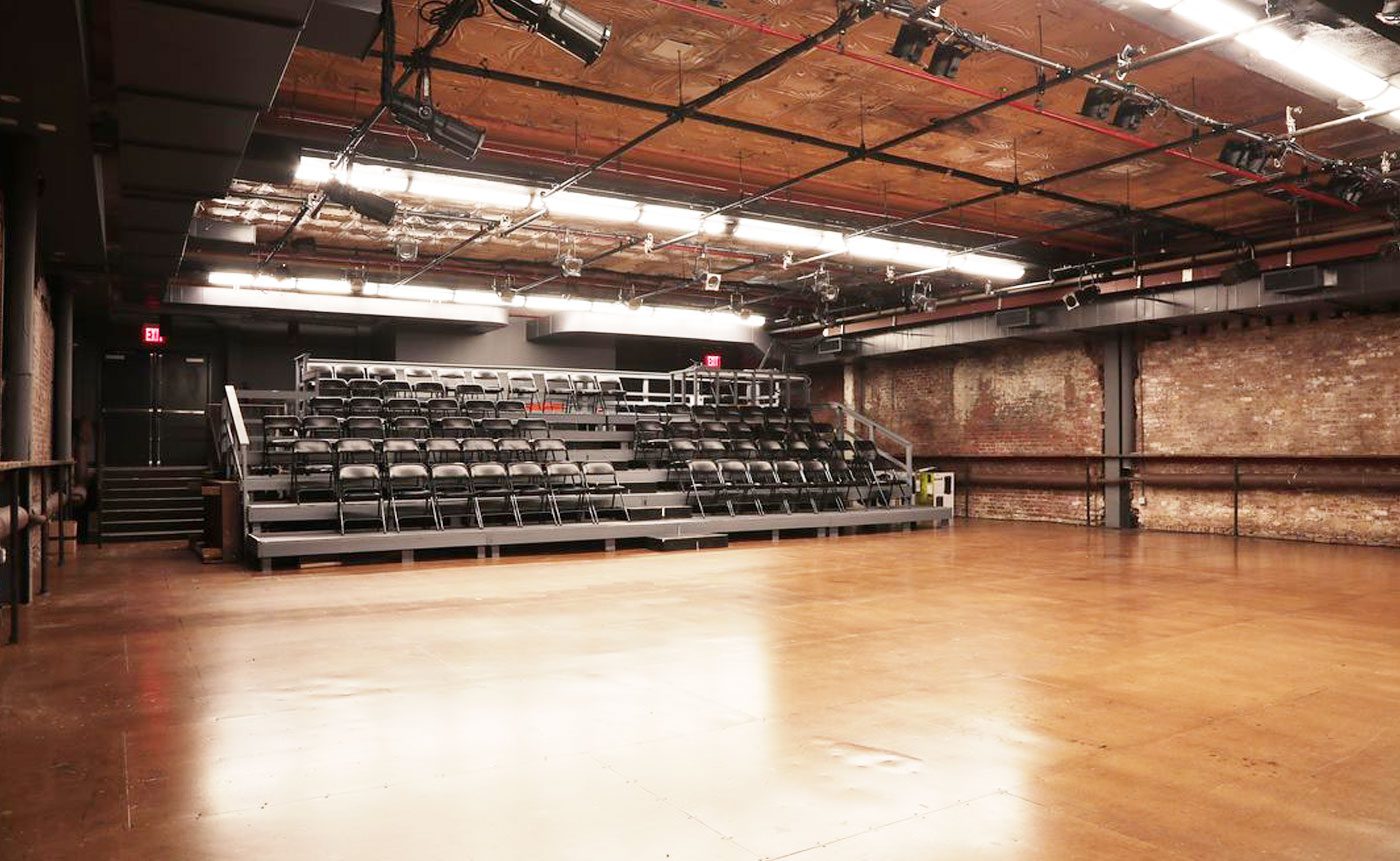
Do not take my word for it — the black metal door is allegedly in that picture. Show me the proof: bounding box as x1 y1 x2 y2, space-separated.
101 351 210 466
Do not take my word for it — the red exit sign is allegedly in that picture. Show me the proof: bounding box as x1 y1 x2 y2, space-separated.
141 324 165 346
703 353 722 369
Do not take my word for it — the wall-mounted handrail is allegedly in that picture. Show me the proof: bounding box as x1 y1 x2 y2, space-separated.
0 459 76 645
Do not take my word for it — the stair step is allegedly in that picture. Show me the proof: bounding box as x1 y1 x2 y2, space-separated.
100 529 201 542
101 516 204 527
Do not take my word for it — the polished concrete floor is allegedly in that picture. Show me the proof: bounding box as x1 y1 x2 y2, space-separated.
2 521 1398 860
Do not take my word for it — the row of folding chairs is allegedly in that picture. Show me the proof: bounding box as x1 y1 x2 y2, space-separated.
286 436 577 487
331 460 631 534
308 372 625 412
267 412 555 442
684 458 907 516
638 436 851 470
633 418 834 447
305 396 540 421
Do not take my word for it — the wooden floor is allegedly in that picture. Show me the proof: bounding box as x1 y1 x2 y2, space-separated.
2 521 1398 860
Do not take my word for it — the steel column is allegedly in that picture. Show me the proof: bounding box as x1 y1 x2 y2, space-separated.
1102 332 1136 529
2 135 39 462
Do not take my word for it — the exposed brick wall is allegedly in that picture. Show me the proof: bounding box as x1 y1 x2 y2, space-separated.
27 278 53 571
848 338 1105 525
1138 312 1400 546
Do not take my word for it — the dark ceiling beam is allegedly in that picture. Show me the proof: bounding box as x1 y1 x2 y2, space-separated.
410 55 1221 248
415 5 869 292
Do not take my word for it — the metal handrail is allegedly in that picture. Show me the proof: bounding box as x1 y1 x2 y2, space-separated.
819 402 914 483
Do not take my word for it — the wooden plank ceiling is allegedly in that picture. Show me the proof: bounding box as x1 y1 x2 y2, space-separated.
206 0 1397 314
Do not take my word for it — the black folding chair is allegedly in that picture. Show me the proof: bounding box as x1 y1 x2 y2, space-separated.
336 464 385 534
429 462 474 527
685 459 726 518
545 462 589 522
387 462 439 531
425 438 464 465
435 416 474 440
462 438 498 463
532 438 569 463
582 462 630 521
508 461 558 525
390 415 430 440
261 415 299 474
345 416 386 441
291 439 334 503
301 415 343 440
468 462 514 527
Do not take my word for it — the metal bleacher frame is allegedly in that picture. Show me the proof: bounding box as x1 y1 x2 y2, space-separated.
212 358 952 572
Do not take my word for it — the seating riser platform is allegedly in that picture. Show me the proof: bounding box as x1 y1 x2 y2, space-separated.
250 506 950 564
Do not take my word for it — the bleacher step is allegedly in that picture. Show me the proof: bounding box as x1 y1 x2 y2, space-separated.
642 533 728 552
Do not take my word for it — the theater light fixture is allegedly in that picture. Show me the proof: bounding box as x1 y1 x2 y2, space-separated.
1079 86 1121 122
927 41 973 79
1061 282 1101 311
1327 174 1368 205
1219 257 1261 286
206 269 766 328
323 181 398 225
293 157 1027 280
1380 0 1400 25
1218 139 1272 174
1111 99 1151 132
388 92 485 162
889 22 933 64
492 0 612 65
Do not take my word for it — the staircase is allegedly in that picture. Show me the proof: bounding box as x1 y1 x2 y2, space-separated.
99 466 206 541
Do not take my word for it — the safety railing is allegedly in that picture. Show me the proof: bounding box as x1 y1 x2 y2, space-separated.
0 459 76 645
668 363 810 409
816 402 915 486
294 355 686 408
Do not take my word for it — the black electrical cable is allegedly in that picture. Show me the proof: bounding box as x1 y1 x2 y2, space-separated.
418 0 484 36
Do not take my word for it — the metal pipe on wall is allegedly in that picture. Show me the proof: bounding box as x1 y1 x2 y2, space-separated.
53 282 74 462
2 135 39 462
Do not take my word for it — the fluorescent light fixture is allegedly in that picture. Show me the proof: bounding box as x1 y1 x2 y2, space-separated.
206 269 766 327
948 254 1026 280
294 156 337 184
378 284 454 302
288 155 1027 278
637 204 704 233
349 163 409 193
1290 44 1387 101
895 243 951 270
733 219 838 252
1153 0 1391 104
544 190 640 223
294 277 355 295
1170 0 1254 30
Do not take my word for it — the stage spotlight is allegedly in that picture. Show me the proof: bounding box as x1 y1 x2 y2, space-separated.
1327 175 1368 205
324 181 397 225
1111 100 1149 132
1061 283 1101 311
1218 139 1270 175
560 253 584 278
927 41 973 79
1220 258 1261 286
493 0 612 65
889 22 932 64
389 93 486 162
1079 86 1121 122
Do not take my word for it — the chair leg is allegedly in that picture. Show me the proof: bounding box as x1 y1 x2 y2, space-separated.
390 498 401 532
431 497 444 531
508 495 523 527
472 497 485 529
338 500 346 535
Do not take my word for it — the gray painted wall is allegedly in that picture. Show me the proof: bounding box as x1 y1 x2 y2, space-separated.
395 320 617 370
